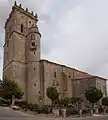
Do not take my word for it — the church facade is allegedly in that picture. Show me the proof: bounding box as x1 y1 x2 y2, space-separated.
3 2 107 105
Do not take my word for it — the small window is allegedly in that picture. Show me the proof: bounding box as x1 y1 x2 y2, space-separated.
31 42 35 46
34 67 35 70
29 21 31 23
34 83 36 86
54 72 56 77
21 24 24 32
31 34 35 40
34 52 35 54
7 41 9 47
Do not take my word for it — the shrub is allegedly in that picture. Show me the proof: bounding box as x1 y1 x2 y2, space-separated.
28 103 38 111
82 109 90 114
98 106 104 113
62 97 70 107
66 107 78 116
0 98 11 106
37 105 50 114
15 101 50 114
15 101 28 109
42 105 50 114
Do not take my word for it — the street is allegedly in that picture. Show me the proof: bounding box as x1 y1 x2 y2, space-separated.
0 107 108 120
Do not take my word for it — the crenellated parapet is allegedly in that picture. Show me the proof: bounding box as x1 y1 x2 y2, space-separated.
5 1 38 28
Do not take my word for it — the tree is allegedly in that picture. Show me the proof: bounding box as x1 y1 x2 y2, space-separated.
102 97 108 113
85 87 103 114
46 86 59 106
0 77 23 104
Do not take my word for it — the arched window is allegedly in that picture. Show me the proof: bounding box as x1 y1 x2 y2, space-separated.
21 24 24 32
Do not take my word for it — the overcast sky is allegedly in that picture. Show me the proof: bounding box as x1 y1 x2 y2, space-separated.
0 0 108 82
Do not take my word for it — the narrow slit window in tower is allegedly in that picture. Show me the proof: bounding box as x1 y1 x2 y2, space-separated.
34 67 35 70
54 72 56 78
21 24 24 32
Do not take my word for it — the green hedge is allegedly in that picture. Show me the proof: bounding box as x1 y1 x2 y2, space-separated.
15 101 28 109
66 107 78 116
0 98 11 106
37 105 49 114
15 101 50 114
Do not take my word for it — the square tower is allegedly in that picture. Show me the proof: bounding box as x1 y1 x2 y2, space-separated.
3 2 41 102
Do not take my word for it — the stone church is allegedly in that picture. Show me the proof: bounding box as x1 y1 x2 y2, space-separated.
3 2 107 105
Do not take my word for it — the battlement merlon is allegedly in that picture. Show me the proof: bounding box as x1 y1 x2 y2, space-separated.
5 2 38 28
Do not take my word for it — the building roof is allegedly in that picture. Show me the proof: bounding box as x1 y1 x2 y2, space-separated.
40 59 107 81
74 74 107 81
40 59 88 74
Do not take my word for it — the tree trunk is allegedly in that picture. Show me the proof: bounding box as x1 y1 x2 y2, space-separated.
79 109 83 117
11 95 15 106
104 106 107 114
52 100 54 107
91 103 94 115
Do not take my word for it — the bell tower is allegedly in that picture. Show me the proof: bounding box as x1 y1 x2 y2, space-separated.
3 1 41 102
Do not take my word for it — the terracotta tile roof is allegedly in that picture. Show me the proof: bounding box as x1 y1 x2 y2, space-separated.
74 74 107 81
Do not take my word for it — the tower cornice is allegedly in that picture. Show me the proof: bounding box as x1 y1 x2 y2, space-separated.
5 2 38 28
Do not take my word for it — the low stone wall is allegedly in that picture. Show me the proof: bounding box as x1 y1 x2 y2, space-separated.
52 109 59 117
61 108 66 117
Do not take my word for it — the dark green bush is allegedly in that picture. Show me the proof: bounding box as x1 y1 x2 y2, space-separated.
0 98 11 106
98 107 104 113
27 103 38 111
82 109 90 114
37 105 50 114
66 107 78 116
15 101 28 109
15 101 50 114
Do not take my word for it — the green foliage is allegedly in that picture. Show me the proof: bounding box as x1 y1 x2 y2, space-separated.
37 105 49 114
46 87 59 103
70 97 83 110
16 101 50 114
0 97 11 106
66 107 78 116
85 87 103 104
60 97 83 107
15 101 28 109
102 97 108 106
0 77 23 100
70 97 82 104
62 97 70 106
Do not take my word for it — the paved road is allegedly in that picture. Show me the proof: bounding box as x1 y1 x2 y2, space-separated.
0 107 108 120
0 107 35 120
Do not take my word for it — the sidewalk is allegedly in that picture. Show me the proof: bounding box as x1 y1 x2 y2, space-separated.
30 113 108 120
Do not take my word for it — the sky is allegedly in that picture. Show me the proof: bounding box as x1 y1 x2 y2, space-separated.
0 0 108 84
